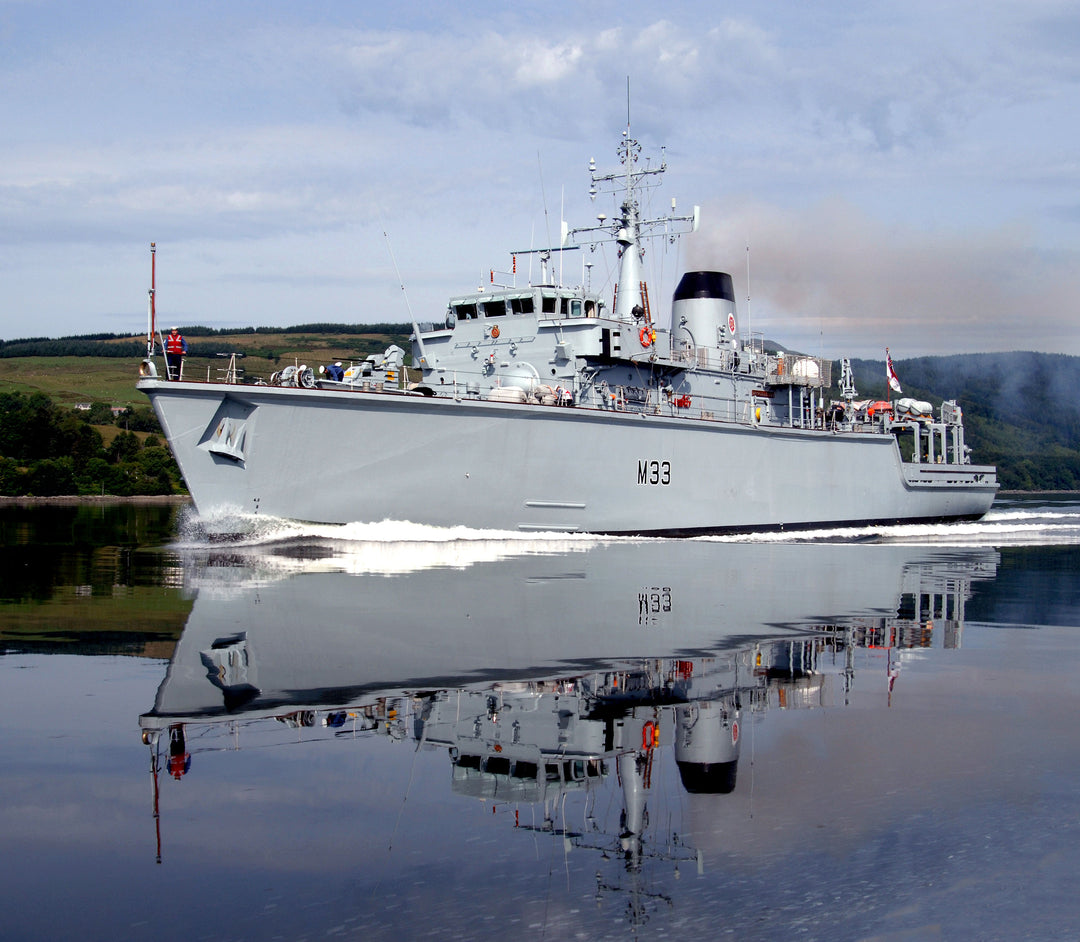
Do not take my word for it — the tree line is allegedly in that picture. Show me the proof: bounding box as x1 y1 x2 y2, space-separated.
0 392 181 497
0 323 412 359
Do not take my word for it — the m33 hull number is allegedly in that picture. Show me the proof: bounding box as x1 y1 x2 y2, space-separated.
637 459 671 486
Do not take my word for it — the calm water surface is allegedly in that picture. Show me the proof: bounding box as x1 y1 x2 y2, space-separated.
2 497 1080 941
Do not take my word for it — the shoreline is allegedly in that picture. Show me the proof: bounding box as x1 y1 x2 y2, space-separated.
0 495 191 506
996 490 1080 496
0 491 1074 508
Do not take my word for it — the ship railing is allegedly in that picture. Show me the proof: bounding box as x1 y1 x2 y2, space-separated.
745 331 768 358
607 387 755 425
689 346 739 372
670 345 763 375
670 346 834 391
430 369 853 429
214 352 246 385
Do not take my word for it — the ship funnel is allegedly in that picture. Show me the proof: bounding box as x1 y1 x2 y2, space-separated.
672 271 737 350
674 701 740 794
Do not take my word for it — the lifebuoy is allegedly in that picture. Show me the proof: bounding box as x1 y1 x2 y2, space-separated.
728 312 736 334
639 327 653 347
491 325 500 339
642 721 657 750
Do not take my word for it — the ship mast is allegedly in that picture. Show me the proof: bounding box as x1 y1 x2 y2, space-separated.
612 132 644 320
146 242 156 359
569 127 699 323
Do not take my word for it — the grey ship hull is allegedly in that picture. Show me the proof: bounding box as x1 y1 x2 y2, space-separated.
140 377 997 534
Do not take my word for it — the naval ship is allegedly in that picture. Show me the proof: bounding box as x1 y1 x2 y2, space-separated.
137 127 997 534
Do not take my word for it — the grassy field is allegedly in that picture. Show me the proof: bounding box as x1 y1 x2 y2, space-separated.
0 356 150 408
0 330 411 408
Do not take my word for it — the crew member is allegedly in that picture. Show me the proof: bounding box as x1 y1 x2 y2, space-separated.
168 724 190 779
165 326 188 380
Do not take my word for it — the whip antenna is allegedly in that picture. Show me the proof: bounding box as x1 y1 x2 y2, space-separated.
537 152 554 284
383 229 428 368
745 239 752 346
383 230 415 321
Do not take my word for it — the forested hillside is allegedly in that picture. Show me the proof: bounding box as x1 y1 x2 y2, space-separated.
0 392 178 496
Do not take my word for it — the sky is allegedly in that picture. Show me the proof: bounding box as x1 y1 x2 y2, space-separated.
2 0 1079 358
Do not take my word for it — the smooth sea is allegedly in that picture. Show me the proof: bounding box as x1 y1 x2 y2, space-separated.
2 496 1080 941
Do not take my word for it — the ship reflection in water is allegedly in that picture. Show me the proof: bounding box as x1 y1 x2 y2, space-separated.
139 536 998 930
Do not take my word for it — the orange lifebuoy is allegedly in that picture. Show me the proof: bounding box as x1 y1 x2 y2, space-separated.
491 325 500 339
642 721 658 750
639 327 653 347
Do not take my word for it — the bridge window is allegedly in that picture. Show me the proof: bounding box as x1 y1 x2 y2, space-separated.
514 760 538 780
484 756 511 775
454 303 477 320
541 295 557 314
510 296 534 314
482 299 506 317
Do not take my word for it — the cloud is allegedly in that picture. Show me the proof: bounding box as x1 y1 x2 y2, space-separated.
325 20 787 139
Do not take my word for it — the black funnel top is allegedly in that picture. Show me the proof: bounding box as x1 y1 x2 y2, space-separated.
677 760 738 794
673 271 735 303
